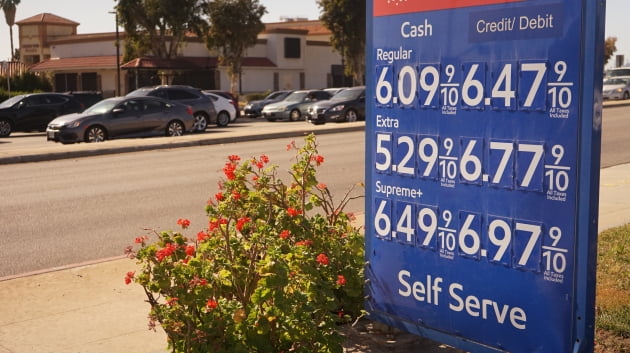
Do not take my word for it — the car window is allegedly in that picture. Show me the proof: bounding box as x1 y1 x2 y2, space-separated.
119 100 142 113
168 89 199 100
151 90 168 99
44 95 67 104
85 99 118 114
143 99 164 113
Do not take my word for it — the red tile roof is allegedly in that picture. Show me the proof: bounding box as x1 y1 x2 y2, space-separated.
16 13 79 26
29 56 120 71
120 56 276 70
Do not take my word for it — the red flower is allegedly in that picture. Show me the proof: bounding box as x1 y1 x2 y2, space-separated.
228 155 241 162
156 243 177 262
260 154 269 163
215 192 224 201
124 271 135 285
236 217 250 231
197 231 209 241
311 155 325 165
232 190 241 200
166 297 179 306
296 240 313 247
316 183 327 190
177 218 191 229
287 207 302 217
207 299 218 309
279 230 291 239
185 245 195 256
134 236 148 244
336 275 346 286
252 175 259 182
223 162 237 180
286 140 296 151
316 253 330 266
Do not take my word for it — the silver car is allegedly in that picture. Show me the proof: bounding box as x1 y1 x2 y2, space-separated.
602 76 630 100
46 96 195 144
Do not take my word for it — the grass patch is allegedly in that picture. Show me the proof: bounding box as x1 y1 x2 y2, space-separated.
596 223 630 352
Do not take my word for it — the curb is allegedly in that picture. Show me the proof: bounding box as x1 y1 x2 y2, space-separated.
0 123 365 165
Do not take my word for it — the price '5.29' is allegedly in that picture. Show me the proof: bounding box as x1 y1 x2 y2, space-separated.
375 60 573 111
375 133 572 193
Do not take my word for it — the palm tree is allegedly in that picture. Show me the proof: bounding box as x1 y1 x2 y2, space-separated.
0 0 20 61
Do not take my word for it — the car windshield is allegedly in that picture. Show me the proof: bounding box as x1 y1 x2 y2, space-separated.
331 89 364 100
284 92 308 102
0 95 25 108
608 69 630 77
266 91 288 100
84 99 120 114
604 78 630 85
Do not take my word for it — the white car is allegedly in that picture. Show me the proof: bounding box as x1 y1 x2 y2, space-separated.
602 76 630 100
203 91 237 123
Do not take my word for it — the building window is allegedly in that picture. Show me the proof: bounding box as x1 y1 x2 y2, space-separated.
55 73 78 92
273 72 279 91
299 72 305 90
81 73 98 91
284 37 301 59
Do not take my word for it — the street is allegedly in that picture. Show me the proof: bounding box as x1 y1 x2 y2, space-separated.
0 131 365 277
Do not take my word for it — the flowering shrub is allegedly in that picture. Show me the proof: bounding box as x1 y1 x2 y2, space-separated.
126 134 365 353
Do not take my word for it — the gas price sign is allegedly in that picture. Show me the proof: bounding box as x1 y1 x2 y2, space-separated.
365 1 604 353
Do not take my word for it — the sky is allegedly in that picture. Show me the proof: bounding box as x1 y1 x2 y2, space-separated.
0 0 628 67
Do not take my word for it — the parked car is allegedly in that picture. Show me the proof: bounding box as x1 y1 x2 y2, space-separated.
203 91 237 123
243 90 292 118
127 85 221 132
306 86 366 124
46 96 194 144
602 76 630 100
0 93 84 137
65 91 104 109
261 90 332 121
204 90 240 118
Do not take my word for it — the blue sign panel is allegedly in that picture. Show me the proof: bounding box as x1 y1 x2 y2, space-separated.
365 1 604 352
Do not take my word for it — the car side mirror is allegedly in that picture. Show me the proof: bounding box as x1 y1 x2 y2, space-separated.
112 108 125 114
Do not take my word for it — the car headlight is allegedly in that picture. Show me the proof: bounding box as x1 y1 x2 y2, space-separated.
615 88 623 93
67 120 82 128
330 105 345 112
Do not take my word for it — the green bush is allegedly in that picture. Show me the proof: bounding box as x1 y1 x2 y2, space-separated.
126 134 365 353
0 72 52 101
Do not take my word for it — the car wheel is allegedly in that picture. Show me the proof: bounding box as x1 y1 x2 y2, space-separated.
289 109 301 121
0 119 12 137
85 126 107 143
344 109 358 122
624 91 630 100
216 111 230 127
192 112 208 132
166 120 184 136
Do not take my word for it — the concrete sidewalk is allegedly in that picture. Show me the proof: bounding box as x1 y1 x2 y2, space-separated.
1 110 629 352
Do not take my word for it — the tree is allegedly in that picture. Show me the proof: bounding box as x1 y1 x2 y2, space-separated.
116 0 207 62
604 36 618 66
205 0 266 96
318 0 365 85
0 0 20 61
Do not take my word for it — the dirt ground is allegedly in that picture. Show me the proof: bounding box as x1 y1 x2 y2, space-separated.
341 320 465 353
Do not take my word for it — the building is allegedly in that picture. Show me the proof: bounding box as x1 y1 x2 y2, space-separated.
16 13 345 97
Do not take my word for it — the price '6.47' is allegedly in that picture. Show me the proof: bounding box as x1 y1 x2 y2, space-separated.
375 60 573 111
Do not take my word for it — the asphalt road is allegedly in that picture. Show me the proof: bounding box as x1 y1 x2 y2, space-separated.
0 131 365 278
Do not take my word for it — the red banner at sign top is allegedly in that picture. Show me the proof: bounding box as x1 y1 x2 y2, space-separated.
374 0 524 16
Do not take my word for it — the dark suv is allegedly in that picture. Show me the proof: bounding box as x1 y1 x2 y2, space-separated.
127 85 220 131
0 93 84 137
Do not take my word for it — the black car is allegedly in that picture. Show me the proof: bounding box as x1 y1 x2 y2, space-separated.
0 93 84 137
46 96 195 144
243 90 292 118
127 85 220 131
305 86 365 124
